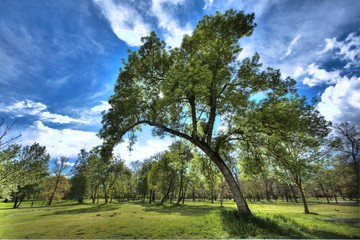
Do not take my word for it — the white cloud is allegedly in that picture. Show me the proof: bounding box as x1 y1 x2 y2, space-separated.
302 63 341 87
151 0 192 47
1 100 112 125
317 76 360 125
0 100 87 124
90 101 111 113
41 111 88 124
293 66 305 78
93 0 193 48
20 121 102 158
282 33 301 59
93 0 151 46
317 37 338 55
114 138 172 164
1 100 47 115
318 32 360 66
203 0 214 10
19 121 172 164
237 44 255 60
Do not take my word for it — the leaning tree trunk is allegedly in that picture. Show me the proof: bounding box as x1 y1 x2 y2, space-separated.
48 174 61 206
198 143 251 216
295 179 310 214
319 183 330 204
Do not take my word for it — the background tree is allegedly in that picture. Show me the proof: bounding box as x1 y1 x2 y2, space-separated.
99 10 296 216
332 122 359 199
0 116 21 199
41 175 70 204
48 156 70 206
12 143 50 208
0 116 21 149
0 144 21 199
261 96 330 213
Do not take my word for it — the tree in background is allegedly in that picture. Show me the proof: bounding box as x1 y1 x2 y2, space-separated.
41 175 70 204
332 122 359 199
48 156 70 206
0 116 21 199
12 143 50 208
100 10 297 216
262 97 330 213
0 116 20 150
0 145 21 199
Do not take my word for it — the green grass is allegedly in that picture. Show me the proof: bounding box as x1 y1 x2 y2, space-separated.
0 199 359 239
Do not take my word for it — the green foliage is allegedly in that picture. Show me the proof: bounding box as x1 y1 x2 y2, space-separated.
0 143 50 202
99 9 299 216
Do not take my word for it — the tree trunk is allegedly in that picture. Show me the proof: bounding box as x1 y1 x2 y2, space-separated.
48 174 61 206
17 195 25 208
160 176 176 205
177 169 184 204
329 186 338 205
289 184 298 203
13 196 18 209
296 181 310 214
198 143 251 216
149 190 153 204
319 183 330 204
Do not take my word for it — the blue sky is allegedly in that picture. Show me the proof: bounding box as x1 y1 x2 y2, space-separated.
0 0 359 164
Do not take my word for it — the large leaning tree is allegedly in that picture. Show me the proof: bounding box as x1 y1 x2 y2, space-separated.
99 10 295 216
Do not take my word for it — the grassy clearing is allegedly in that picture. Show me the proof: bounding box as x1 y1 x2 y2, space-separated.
0 200 358 239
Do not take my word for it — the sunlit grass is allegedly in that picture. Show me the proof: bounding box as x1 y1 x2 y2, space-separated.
0 199 358 239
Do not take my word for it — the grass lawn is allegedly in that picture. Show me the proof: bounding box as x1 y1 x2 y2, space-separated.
0 199 359 239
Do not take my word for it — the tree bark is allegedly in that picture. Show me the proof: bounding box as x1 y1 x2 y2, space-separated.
197 142 251 216
48 174 61 206
289 184 298 203
296 181 310 214
319 183 330 204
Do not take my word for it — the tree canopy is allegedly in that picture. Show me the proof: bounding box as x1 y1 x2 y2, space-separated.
99 10 319 216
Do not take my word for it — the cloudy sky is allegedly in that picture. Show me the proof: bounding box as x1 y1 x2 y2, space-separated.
0 0 359 164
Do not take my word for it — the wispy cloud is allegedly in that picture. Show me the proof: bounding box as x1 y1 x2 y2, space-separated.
203 0 214 10
0 100 87 124
93 0 193 48
281 33 301 59
151 0 192 47
93 0 151 46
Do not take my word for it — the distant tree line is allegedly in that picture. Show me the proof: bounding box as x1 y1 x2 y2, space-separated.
0 114 358 212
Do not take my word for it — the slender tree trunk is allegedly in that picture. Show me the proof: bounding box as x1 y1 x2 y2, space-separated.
13 196 18 209
289 184 298 203
319 183 330 204
329 186 338 204
48 174 61 206
339 189 346 200
296 181 309 214
160 175 176 205
17 195 25 208
149 190 153 204
177 169 184 204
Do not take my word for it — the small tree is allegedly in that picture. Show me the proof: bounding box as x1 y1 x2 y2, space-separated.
332 122 359 199
48 156 70 206
262 96 330 213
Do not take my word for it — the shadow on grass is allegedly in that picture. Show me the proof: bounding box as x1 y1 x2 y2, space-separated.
143 203 217 216
220 209 355 239
40 204 121 216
